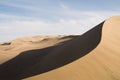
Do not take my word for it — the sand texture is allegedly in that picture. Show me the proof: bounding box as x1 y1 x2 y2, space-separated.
0 16 120 80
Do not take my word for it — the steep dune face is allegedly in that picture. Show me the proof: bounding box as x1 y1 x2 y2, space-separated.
0 16 120 80
0 23 103 79
25 16 120 80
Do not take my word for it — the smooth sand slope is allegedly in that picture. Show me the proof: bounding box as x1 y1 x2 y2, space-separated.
0 16 120 80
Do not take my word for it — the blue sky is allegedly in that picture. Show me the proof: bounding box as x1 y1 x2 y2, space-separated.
0 0 120 42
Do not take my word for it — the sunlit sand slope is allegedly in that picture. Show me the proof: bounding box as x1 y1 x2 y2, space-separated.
0 16 120 80
26 16 120 80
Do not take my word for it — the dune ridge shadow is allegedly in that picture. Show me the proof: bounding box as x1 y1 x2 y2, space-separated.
0 22 104 80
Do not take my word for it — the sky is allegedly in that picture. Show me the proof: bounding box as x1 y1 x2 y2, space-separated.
0 0 120 42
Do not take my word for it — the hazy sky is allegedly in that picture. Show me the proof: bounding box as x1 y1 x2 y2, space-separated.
0 0 120 42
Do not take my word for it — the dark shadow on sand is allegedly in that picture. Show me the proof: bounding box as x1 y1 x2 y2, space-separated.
0 22 104 80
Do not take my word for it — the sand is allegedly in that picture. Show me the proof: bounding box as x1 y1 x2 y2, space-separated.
0 16 120 80
0 35 71 64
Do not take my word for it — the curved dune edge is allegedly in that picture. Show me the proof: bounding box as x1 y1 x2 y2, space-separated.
0 22 103 80
0 16 120 80
24 16 120 80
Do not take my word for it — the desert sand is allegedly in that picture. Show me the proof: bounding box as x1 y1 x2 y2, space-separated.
0 16 120 80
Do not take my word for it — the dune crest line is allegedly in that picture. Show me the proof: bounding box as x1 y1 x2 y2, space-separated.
0 16 120 80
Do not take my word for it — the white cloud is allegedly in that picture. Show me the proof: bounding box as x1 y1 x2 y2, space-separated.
1 11 117 42
0 1 120 42
59 1 69 10
0 13 37 21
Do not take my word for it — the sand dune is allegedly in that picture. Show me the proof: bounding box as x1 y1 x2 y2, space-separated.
0 35 71 64
0 16 120 80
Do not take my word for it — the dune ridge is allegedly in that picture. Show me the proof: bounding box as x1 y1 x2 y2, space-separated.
0 16 120 80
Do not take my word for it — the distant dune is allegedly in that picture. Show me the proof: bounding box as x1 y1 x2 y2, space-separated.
0 16 120 80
